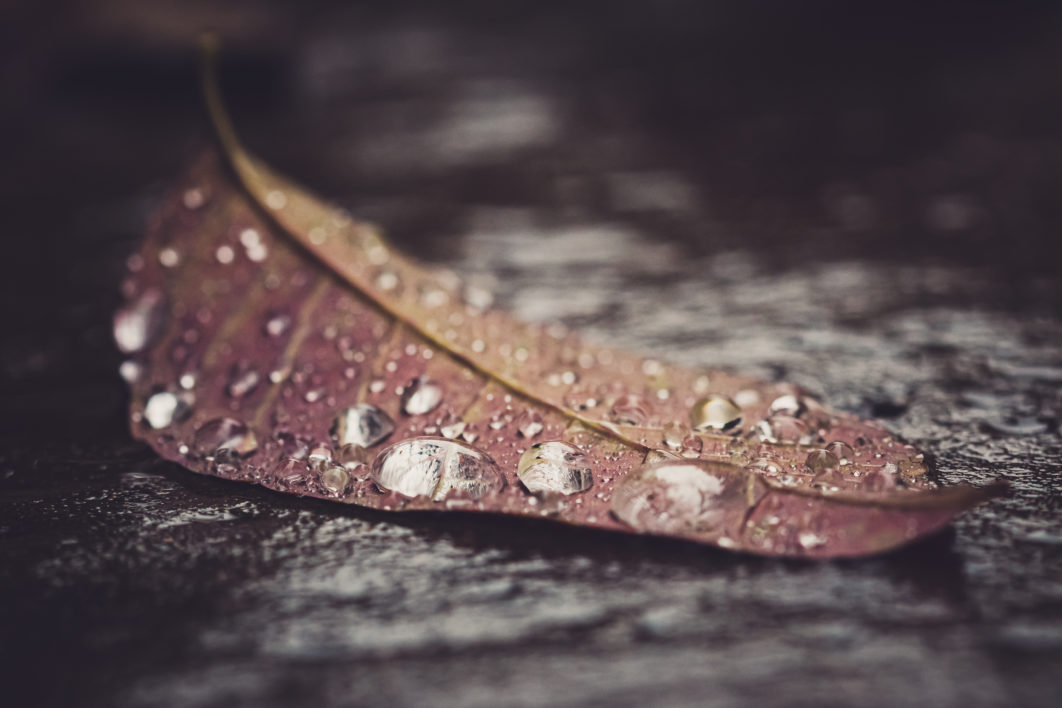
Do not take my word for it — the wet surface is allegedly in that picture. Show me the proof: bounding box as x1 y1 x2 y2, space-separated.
2 2 1062 706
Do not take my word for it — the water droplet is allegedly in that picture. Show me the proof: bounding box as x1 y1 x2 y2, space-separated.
193 418 258 457
689 396 742 433
514 410 544 438
610 394 649 426
680 433 703 457
119 360 143 384
320 464 351 497
734 389 760 407
215 245 235 264
263 312 291 337
375 269 401 292
226 364 261 399
114 288 166 354
745 457 782 476
336 443 369 470
805 449 841 475
265 190 287 210
308 444 333 465
400 378 443 416
182 187 206 210
756 415 809 443
768 394 804 417
179 373 197 390
611 461 767 538
516 441 593 495
371 437 503 500
330 404 395 448
158 248 180 268
865 462 898 491
143 391 192 429
662 422 686 451
824 441 855 465
440 419 467 440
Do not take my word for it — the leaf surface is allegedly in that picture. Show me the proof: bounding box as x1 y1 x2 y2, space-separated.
114 49 1003 558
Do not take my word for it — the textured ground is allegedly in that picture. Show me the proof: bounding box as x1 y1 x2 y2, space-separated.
2 2 1061 706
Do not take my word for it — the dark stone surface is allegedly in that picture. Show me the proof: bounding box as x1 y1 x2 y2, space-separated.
2 2 1061 706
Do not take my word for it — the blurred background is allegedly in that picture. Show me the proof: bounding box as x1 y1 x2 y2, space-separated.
2 2 1061 706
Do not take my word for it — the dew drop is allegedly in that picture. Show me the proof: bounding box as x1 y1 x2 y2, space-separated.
610 394 649 426
320 464 351 497
114 288 166 354
680 433 703 458
689 396 742 433
514 410 544 438
611 461 767 539
516 441 593 495
265 190 287 210
824 441 855 466
768 394 804 417
119 360 143 384
440 420 467 440
330 404 395 448
745 457 782 476
226 364 261 399
215 245 235 264
336 443 369 470
371 437 503 500
805 449 841 475
143 391 193 429
756 415 810 444
400 378 443 416
263 312 291 337
158 247 180 268
375 269 401 292
662 422 686 451
193 417 258 457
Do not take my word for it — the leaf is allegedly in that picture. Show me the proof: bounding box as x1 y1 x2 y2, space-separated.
114 43 1004 558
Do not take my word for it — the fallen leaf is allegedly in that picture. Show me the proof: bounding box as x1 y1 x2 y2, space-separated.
114 43 1003 558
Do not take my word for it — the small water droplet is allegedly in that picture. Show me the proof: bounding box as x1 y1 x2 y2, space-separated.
768 394 804 417
158 248 180 268
516 441 593 495
331 404 395 448
400 378 443 416
662 422 686 451
689 396 742 433
114 288 166 354
226 364 261 399
265 190 287 210
680 433 703 457
824 441 855 465
143 390 193 429
119 360 143 384
336 443 369 470
193 417 258 457
756 415 809 443
375 269 401 292
308 445 333 465
745 457 782 476
320 464 351 497
440 419 467 439
371 437 503 500
182 187 206 210
515 410 544 438
263 312 291 337
610 394 649 426
805 449 841 475
215 245 235 264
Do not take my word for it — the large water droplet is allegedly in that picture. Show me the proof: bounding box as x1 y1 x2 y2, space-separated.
143 391 192 429
516 441 593 495
371 437 503 500
689 396 742 433
514 410 544 438
330 404 395 447
400 378 442 416
193 418 258 457
114 288 166 354
611 461 767 539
